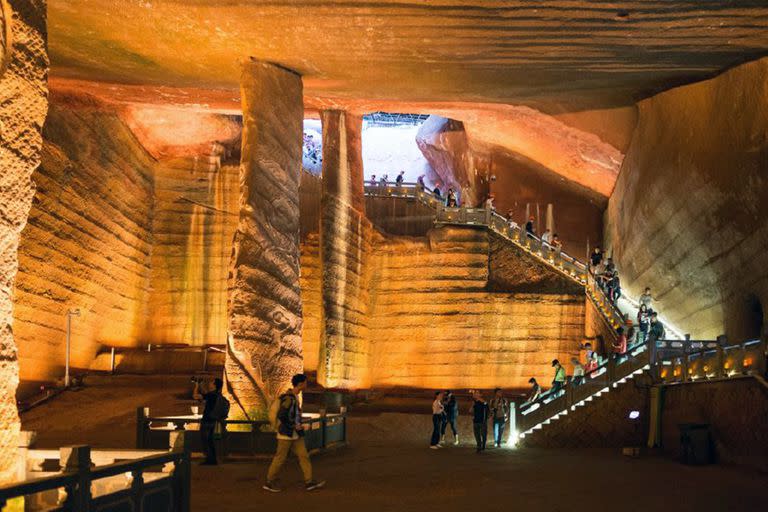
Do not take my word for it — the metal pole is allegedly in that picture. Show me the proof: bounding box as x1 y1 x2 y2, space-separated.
65 313 71 388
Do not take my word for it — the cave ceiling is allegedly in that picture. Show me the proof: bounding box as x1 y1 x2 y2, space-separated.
49 1 768 195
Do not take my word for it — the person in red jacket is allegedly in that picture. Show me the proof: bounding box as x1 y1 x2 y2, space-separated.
613 327 628 358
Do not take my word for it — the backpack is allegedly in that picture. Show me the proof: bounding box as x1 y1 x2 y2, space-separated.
210 394 230 421
268 396 282 431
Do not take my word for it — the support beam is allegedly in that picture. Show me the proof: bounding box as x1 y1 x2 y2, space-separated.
0 0 48 483
318 111 372 388
225 60 304 419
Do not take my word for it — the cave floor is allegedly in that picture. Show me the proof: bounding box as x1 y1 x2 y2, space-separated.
193 423 766 512
20 375 766 512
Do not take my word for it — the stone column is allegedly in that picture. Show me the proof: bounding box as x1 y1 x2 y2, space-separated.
318 111 372 388
225 60 304 420
0 0 48 483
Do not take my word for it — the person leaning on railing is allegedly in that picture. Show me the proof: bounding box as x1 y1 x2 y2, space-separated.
551 359 567 395
524 377 542 404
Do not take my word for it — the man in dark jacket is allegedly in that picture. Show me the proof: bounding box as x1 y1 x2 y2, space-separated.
263 374 325 493
470 391 490 453
441 390 459 445
192 377 228 465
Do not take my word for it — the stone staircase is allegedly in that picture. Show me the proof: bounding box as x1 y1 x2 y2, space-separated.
516 339 652 442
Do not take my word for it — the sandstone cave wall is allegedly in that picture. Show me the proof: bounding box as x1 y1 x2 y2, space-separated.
0 0 48 482
14 103 153 389
367 227 584 390
606 58 768 340
142 160 239 347
299 225 585 389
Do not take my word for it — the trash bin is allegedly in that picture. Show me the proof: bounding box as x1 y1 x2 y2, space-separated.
678 423 714 465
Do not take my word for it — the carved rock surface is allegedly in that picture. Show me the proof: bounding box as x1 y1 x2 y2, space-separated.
302 226 585 390
14 102 154 390
225 61 304 419
0 0 48 482
318 111 373 388
606 57 768 339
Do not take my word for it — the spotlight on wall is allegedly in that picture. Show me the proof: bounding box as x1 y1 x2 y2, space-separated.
628 410 640 420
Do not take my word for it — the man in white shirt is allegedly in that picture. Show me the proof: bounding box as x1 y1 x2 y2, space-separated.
430 391 445 449
541 229 553 246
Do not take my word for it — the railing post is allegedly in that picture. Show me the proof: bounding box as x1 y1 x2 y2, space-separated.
60 445 91 512
136 406 148 449
716 345 725 379
110 347 116 374
169 431 191 512
319 408 327 449
340 406 347 444
16 431 36 481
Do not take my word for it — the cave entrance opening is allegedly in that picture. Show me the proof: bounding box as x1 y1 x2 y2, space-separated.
303 119 322 175
745 294 764 340
361 112 430 186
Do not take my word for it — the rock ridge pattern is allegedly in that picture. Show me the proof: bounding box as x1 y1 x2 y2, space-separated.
0 0 48 482
606 57 768 340
225 61 304 419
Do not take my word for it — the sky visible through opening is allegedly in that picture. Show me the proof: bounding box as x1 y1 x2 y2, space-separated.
303 115 430 183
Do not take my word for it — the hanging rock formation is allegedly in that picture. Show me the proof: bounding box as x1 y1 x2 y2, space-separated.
225 60 304 419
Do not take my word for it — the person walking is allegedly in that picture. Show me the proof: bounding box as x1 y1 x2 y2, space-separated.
648 313 666 364
489 388 509 447
441 390 459 445
369 175 377 187
525 216 536 238
469 391 489 453
583 342 599 373
396 171 405 186
263 374 325 492
192 377 229 466
430 391 445 449
637 303 650 345
571 357 585 387
551 359 566 395
612 327 628 359
639 287 653 310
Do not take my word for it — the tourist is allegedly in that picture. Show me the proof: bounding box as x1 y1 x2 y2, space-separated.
637 303 650 345
446 188 458 207
380 174 388 186
525 216 536 238
648 313 666 363
489 388 509 447
524 377 542 404
612 327 628 358
571 357 585 387
590 247 603 269
506 209 518 230
263 374 325 492
484 194 496 212
639 287 653 310
541 229 552 246
369 175 377 187
551 234 562 251
608 271 621 303
469 391 489 453
441 390 459 445
417 174 426 190
430 391 445 449
583 342 599 373
625 316 637 346
551 359 566 395
396 171 405 186
192 377 229 466
433 186 442 199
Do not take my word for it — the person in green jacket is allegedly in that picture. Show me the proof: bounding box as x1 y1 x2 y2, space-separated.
551 359 567 395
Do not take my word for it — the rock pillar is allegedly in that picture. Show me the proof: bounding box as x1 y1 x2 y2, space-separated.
0 0 48 482
225 60 304 419
318 111 373 388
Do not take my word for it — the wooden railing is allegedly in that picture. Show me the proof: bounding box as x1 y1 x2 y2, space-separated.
0 433 190 512
136 407 347 456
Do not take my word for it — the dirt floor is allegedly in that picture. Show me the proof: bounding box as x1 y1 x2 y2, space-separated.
20 375 768 512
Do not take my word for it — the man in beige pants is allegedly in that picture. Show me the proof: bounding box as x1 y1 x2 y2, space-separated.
263 374 325 492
